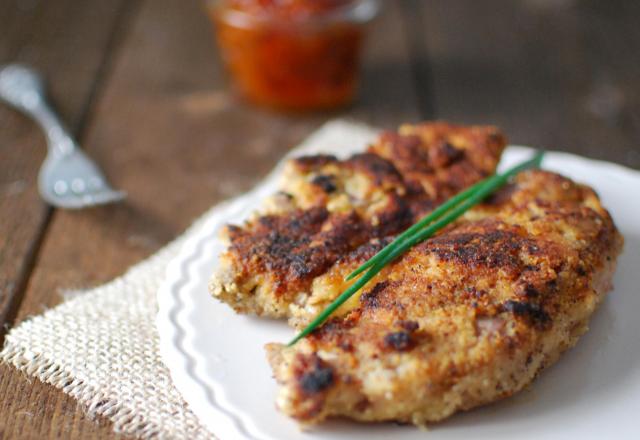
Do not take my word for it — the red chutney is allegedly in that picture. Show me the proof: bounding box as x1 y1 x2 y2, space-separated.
210 0 371 111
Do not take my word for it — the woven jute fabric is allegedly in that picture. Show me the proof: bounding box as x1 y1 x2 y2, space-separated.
0 120 378 439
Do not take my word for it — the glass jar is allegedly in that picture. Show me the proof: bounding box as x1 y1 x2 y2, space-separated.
207 0 380 111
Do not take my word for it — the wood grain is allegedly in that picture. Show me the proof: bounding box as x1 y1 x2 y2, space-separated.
0 364 122 440
2 0 638 438
414 0 640 168
0 0 136 437
0 0 133 335
0 0 420 438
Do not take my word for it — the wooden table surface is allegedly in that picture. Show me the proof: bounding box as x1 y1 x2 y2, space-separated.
1 0 638 438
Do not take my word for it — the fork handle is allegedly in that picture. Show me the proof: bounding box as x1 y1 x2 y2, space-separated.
0 64 78 157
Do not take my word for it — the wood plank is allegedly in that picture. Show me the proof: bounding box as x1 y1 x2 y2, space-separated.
1 1 420 439
0 364 121 440
415 0 640 168
0 0 133 335
0 0 138 438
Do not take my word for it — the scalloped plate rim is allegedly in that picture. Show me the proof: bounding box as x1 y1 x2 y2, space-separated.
157 144 640 440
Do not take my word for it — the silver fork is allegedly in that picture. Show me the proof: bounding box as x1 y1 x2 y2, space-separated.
0 64 126 209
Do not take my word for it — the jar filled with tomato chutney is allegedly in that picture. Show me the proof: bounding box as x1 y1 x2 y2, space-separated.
207 0 380 111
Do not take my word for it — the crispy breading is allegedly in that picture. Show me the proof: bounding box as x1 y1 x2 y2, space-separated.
372 122 505 211
209 122 506 317
266 170 623 425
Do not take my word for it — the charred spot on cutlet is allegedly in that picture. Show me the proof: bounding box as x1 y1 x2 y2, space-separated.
346 153 404 186
300 368 334 394
502 300 551 330
292 154 338 171
372 194 414 237
295 354 335 395
360 281 390 309
383 331 416 351
355 398 371 412
519 283 540 298
431 142 465 167
311 174 337 193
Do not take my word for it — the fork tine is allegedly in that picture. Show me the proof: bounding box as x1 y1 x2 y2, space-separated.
40 190 126 209
83 190 127 207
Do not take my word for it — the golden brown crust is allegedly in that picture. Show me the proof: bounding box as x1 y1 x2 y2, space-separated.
210 122 506 317
224 208 370 296
370 122 505 214
266 170 624 425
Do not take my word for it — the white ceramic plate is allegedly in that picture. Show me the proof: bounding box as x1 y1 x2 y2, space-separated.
158 141 640 440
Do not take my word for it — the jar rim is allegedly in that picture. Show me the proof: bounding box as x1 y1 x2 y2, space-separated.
209 0 381 29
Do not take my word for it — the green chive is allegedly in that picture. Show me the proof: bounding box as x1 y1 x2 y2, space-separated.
345 181 486 281
287 151 544 346
346 151 544 280
287 261 386 346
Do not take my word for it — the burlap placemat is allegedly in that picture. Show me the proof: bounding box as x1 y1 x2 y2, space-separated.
0 120 378 439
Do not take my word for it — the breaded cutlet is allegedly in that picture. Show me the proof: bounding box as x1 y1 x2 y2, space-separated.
266 170 623 426
209 122 506 319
